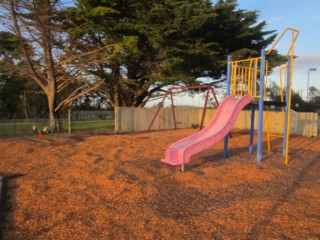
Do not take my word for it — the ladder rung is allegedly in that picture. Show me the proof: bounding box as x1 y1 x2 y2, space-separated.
268 125 283 128
269 122 282 125
268 133 284 138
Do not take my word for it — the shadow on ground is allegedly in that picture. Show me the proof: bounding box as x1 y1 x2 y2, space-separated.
0 173 26 240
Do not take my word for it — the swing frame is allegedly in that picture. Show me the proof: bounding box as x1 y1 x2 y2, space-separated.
147 85 219 132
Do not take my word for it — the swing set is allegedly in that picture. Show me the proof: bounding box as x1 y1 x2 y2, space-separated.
147 85 219 132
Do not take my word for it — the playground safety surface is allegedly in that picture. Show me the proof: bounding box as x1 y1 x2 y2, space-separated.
0 129 319 239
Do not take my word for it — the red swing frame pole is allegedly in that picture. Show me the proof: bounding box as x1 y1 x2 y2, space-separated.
147 91 169 132
170 89 178 130
147 85 219 132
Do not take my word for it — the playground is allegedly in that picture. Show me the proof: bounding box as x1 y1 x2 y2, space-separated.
0 129 319 239
1 28 318 239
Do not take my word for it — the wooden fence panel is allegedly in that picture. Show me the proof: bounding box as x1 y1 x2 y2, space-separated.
115 107 318 137
291 112 318 137
175 108 200 128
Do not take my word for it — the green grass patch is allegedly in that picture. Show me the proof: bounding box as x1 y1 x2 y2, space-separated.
70 120 115 132
0 119 115 137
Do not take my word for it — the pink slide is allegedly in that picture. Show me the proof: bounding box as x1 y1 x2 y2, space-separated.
161 94 251 166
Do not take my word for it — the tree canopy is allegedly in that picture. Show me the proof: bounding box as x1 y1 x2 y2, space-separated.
66 0 281 108
0 31 25 118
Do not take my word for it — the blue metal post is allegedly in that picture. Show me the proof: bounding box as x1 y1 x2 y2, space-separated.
256 50 266 163
283 59 291 156
249 60 257 154
224 55 232 158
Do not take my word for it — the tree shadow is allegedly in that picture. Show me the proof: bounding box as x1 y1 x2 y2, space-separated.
247 153 319 239
185 134 292 171
0 173 26 240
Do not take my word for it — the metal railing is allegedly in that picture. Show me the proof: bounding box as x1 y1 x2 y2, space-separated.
228 28 299 99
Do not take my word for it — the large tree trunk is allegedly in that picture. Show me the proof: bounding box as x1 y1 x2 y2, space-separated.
113 83 120 108
23 89 29 121
48 98 62 132
47 80 61 132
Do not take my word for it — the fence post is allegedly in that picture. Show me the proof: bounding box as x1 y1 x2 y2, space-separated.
68 108 71 134
14 119 17 137
114 107 119 134
318 110 320 138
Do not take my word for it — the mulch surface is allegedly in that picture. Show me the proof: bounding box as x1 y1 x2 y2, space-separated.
0 129 319 240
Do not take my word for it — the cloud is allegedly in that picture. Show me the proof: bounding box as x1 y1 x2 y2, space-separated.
270 54 320 84
295 54 320 69
313 15 320 20
267 16 282 24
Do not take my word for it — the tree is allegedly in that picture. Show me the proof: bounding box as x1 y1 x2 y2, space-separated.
0 74 23 118
0 31 49 119
266 80 281 100
0 31 27 118
71 91 111 110
308 86 320 111
309 86 320 102
290 90 307 112
66 0 282 109
0 0 119 131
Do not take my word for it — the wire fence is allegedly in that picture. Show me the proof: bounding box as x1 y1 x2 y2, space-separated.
0 110 115 138
69 110 115 134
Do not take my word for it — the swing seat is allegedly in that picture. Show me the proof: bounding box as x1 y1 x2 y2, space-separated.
32 125 50 134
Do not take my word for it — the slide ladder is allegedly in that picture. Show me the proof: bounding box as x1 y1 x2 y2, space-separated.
266 65 287 151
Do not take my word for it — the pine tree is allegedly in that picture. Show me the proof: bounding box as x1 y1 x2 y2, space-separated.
66 0 284 108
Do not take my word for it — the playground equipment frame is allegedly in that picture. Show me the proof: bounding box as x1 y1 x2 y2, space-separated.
224 28 299 164
147 85 219 132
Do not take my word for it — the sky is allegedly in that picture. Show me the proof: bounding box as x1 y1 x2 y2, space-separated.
236 0 320 99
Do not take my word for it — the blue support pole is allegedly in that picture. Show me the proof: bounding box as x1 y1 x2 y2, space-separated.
224 55 232 158
249 105 255 153
256 50 266 163
283 58 291 156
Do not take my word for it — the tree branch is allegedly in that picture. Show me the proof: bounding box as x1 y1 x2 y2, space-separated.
8 0 47 91
55 80 105 111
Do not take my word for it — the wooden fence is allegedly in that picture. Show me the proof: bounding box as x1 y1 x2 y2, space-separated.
115 107 319 137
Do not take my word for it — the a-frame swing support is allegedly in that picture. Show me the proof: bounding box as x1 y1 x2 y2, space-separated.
147 86 219 133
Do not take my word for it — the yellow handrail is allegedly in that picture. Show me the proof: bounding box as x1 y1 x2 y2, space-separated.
266 28 299 57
